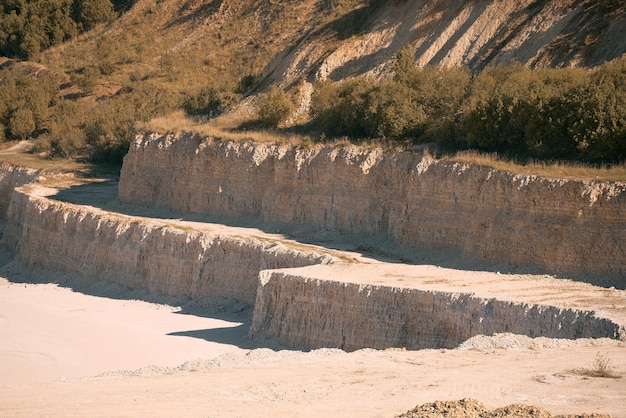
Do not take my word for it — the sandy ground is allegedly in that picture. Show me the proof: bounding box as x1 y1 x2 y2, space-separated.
0 277 249 386
1 264 625 418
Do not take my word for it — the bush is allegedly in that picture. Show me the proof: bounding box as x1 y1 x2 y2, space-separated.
8 108 35 139
184 86 229 117
311 78 375 138
236 74 257 94
0 70 58 133
258 88 294 128
84 99 135 164
311 55 626 164
313 78 426 140
34 99 87 157
363 81 426 139
71 66 100 94
35 126 86 157
73 0 116 31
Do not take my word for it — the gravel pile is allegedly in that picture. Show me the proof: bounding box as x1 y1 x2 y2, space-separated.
396 398 611 418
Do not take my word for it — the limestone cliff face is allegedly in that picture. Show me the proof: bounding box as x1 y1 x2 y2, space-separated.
0 164 39 218
120 132 626 288
3 188 334 304
249 269 624 351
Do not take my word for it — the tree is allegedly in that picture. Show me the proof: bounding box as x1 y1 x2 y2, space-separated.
394 45 416 85
73 0 116 31
9 107 35 139
363 81 425 139
0 0 113 58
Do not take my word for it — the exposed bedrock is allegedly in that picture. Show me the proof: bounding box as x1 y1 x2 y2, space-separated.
120 132 626 288
2 188 335 304
249 268 625 351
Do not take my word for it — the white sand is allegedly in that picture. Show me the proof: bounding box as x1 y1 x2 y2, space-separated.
0 276 248 386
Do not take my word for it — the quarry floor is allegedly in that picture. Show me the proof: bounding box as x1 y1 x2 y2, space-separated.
1 178 625 417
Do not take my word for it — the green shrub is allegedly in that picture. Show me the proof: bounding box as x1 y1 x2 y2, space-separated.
84 99 135 164
72 66 100 94
35 125 86 157
311 78 375 138
0 70 58 133
73 0 117 31
8 108 36 139
363 81 426 139
258 88 294 128
35 99 87 157
184 86 224 117
236 74 257 94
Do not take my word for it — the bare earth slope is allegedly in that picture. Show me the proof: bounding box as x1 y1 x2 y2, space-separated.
259 0 626 88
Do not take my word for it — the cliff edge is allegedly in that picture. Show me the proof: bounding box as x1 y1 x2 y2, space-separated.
120 132 626 288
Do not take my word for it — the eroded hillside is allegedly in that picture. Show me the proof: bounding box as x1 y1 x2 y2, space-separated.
1 0 624 163
104 0 626 87
100 0 626 99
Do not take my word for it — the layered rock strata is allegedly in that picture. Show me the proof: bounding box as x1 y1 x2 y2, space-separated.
249 264 626 351
0 163 39 218
3 187 335 304
2 156 625 352
120 132 626 288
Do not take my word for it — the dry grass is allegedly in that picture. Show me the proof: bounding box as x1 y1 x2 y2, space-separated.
444 150 626 182
0 141 118 177
0 150 90 172
575 352 622 379
139 111 317 146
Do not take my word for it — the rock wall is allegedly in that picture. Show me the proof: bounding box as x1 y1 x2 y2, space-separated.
2 188 335 304
0 163 39 219
249 269 624 351
120 132 626 288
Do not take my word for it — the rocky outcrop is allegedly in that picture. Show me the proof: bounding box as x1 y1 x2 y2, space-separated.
249 267 625 351
2 187 335 304
0 163 39 219
120 132 626 288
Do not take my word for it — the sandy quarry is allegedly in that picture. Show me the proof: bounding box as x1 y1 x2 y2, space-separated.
1 229 625 417
1 142 625 417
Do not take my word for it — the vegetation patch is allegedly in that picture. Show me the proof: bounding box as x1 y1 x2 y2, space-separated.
575 352 622 379
310 47 626 165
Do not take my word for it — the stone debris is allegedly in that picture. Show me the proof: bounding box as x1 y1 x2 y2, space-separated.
396 398 611 418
